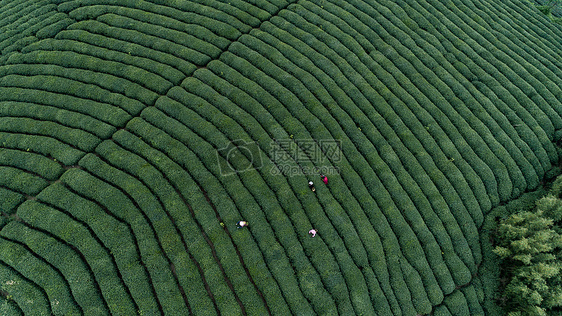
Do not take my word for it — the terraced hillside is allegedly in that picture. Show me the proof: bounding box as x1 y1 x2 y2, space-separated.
0 0 561 315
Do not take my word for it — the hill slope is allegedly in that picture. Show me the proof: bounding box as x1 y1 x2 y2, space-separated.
0 0 561 314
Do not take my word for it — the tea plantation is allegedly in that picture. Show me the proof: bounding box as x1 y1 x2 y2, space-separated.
0 0 561 315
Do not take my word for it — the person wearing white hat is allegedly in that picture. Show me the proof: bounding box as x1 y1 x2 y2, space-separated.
308 180 315 192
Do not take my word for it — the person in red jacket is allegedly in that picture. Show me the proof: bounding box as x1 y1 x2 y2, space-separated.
321 174 328 185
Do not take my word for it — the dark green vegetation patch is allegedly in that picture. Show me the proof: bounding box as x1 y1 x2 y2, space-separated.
0 0 562 315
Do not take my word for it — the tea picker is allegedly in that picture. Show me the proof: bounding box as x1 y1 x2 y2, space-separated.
237 221 248 228
308 180 316 192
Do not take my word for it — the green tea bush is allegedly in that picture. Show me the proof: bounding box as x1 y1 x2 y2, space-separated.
0 85 134 126
482 1 562 94
0 4 60 55
178 0 264 28
0 132 84 166
0 236 81 315
78 4 229 47
434 304 453 316
396 0 552 178
385 256 417 315
0 100 116 140
3 0 562 314
399 258 432 314
461 284 486 315
281 6 486 239
361 267 394 315
0 147 62 181
97 13 216 64
7 49 171 95
201 60 290 142
62 0 241 41
0 117 100 152
0 260 51 315
0 72 141 119
469 80 547 179
8 45 160 106
444 290 471 315
0 2 55 28
35 18 73 39
223 30 428 314
442 0 562 130
144 92 340 314
57 27 193 81
149 0 252 33
0 188 24 216
91 141 215 312
436 18 557 166
0 166 48 196
0 300 22 316
370 64 492 214
110 126 269 315
16 201 137 315
60 165 191 314
234 22 404 288
1 221 109 314
36 182 161 315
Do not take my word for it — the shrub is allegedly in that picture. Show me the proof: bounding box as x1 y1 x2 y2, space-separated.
0 234 81 315
0 117 100 152
62 22 197 77
434 305 452 316
461 285 486 315
0 166 49 196
444 290 471 315
97 13 215 65
0 132 84 166
0 297 23 316
0 99 116 140
0 85 134 126
0 188 24 215
8 49 172 95
60 165 192 314
1 220 109 314
0 147 63 181
36 182 161 315
35 18 73 39
16 200 137 315
0 259 51 315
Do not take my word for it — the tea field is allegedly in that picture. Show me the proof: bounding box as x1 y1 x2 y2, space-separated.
0 0 561 315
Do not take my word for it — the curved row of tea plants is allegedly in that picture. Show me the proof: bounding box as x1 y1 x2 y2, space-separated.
0 0 561 314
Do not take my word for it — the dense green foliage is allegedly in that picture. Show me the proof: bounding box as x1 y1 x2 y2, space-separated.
494 176 562 315
0 0 561 314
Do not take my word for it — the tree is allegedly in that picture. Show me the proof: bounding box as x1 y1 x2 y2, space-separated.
494 193 562 315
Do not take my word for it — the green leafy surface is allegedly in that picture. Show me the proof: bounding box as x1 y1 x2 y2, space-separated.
0 0 562 314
